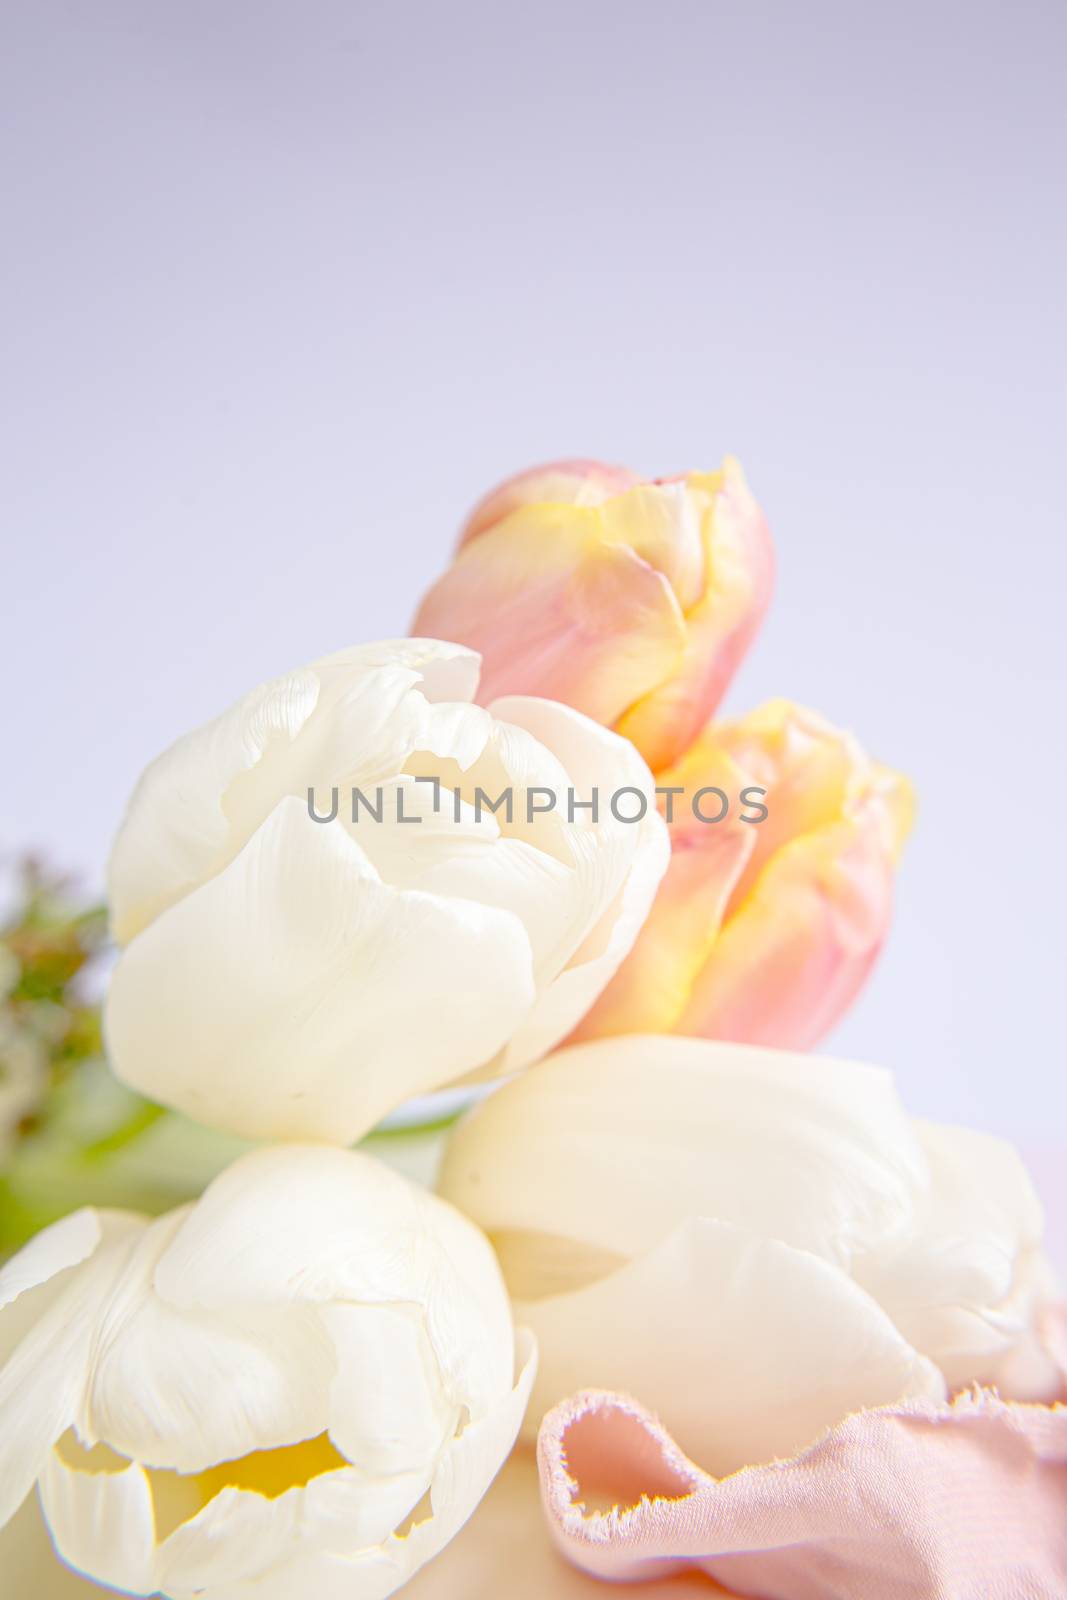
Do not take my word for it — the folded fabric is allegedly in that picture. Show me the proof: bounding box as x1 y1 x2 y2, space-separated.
538 1307 1067 1600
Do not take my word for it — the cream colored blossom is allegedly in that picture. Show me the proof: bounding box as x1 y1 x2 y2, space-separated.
0 1144 535 1599
439 1036 1058 1472
105 639 668 1143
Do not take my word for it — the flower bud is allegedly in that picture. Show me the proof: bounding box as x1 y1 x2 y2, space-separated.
573 699 913 1050
413 457 774 771
104 640 668 1144
439 1036 1059 1470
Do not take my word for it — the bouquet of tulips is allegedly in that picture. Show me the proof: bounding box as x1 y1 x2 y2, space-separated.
2 459 1064 1600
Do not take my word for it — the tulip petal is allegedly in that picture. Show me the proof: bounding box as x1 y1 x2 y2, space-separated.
0 1209 102 1315
0 1492 128 1600
38 1442 434 1598
414 505 689 727
347 640 482 707
501 818 667 1070
83 1230 336 1470
106 668 321 945
40 1447 158 1596
458 460 641 546
661 701 912 1050
155 1330 537 1600
488 693 658 803
409 1183 517 1417
676 815 899 1049
154 1146 515 1422
433 460 774 770
105 797 537 1143
481 698 670 1064
321 1328 539 1600
321 1304 455 1476
0 1215 145 1531
615 461 774 769
537 1312 1067 1597
0 1209 140 1373
571 815 754 1037
855 1121 1060 1399
108 640 482 945
439 1037 926 1273
155 1480 301 1594
517 1218 944 1471
156 1145 461 1309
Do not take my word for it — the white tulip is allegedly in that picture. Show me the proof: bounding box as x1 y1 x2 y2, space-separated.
438 1035 1059 1475
104 640 668 1144
0 1144 536 1600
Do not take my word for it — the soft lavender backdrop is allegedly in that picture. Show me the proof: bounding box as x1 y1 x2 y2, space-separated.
2 3 1064 1175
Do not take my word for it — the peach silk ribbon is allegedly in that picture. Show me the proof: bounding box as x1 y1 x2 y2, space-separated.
538 1307 1067 1600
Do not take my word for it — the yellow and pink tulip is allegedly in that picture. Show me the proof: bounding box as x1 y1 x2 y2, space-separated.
413 456 774 773
573 698 913 1049
416 458 911 1050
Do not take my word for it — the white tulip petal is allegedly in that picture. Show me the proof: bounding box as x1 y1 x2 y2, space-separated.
40 1446 158 1597
105 797 537 1142
344 776 600 990
315 639 481 708
250 644 482 810
108 641 483 948
322 1303 454 1475
489 693 657 801
205 1330 537 1600
0 1211 146 1373
86 1291 334 1472
106 640 665 1142
107 668 322 943
297 1463 434 1554
408 699 494 772
155 1464 435 1597
500 809 669 1068
0 1211 125 1386
156 1481 301 1594
145 1331 536 1600
440 1036 925 1269
0 1209 102 1314
356 1327 537 1600
294 663 471 797
155 1146 439 1311
516 1219 944 1474
474 714 583 865
485 698 670 1061
347 776 503 875
1 1491 115 1600
68 1208 333 1473
412 1189 515 1418
401 835 592 988
13 1144 523 1599
156 1147 515 1429
0 1222 143 1530
856 1120 1055 1389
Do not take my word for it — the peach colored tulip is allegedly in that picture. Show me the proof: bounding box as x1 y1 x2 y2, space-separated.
572 698 913 1050
413 457 773 771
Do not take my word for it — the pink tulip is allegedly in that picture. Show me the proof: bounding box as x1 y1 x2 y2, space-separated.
571 699 913 1050
413 456 774 771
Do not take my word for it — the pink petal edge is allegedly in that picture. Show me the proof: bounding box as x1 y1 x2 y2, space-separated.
538 1307 1067 1600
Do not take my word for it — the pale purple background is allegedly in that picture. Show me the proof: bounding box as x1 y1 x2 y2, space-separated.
2 4 1065 1167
